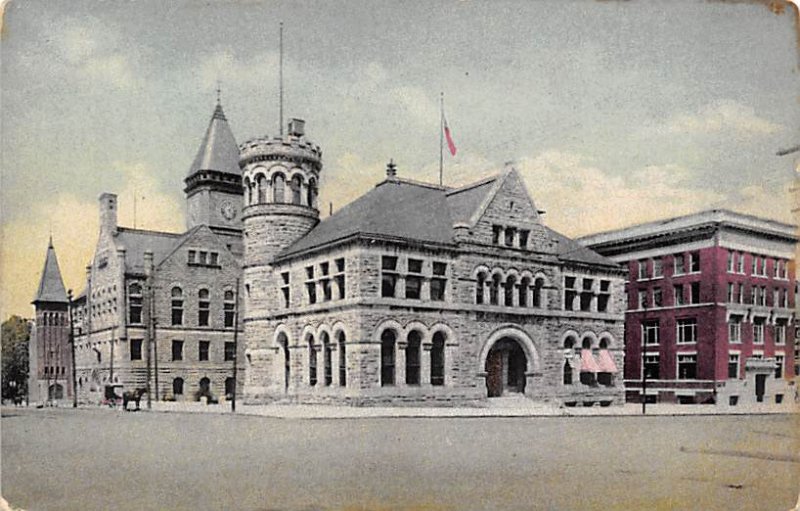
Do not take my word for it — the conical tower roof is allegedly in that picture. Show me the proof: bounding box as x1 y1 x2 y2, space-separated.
187 102 240 177
33 238 68 304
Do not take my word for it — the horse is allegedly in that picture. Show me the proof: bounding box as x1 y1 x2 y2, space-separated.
122 388 148 411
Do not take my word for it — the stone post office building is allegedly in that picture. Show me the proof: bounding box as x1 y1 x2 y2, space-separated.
240 121 627 406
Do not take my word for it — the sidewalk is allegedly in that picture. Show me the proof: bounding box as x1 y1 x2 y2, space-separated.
136 399 798 419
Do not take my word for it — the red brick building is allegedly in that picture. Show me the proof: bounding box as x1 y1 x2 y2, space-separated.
580 210 797 406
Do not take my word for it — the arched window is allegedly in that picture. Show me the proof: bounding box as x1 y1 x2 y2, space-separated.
128 283 143 324
519 276 530 308
431 331 445 386
290 175 303 205
490 274 501 306
198 377 211 400
257 175 267 204
272 173 286 203
224 290 235 328
278 332 290 391
406 331 422 385
308 336 317 386
307 178 317 208
476 272 487 304
533 278 545 308
243 177 252 205
198 288 210 327
337 331 347 387
173 377 184 396
381 330 396 386
321 332 332 386
171 287 183 326
504 275 517 307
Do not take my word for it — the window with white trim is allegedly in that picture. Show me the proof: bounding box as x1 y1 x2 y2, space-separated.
689 252 700 273
728 353 739 379
737 252 744 274
727 283 735 303
775 354 784 379
280 272 290 308
728 316 742 343
673 284 684 306
652 287 662 307
776 320 787 345
644 354 660 379
381 256 399 298
642 320 659 346
677 353 697 379
689 282 700 304
674 254 685 275
676 318 697 344
753 318 765 344
653 258 663 278
638 290 648 309
727 251 734 273
638 260 648 280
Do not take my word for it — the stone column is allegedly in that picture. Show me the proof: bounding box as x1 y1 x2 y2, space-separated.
397 276 406 299
396 341 406 386
421 343 432 385
330 343 340 387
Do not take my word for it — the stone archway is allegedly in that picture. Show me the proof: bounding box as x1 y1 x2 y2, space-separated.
485 338 527 397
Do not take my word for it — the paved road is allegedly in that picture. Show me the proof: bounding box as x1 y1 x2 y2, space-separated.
2 407 798 511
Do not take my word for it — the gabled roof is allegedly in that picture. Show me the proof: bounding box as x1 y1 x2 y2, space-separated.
33 238 68 303
280 179 455 258
115 227 185 274
278 170 619 269
187 103 240 177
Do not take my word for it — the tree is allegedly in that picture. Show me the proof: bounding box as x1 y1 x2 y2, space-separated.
2 315 30 401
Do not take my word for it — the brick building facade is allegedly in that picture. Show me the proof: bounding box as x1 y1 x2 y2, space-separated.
580 210 797 406
241 120 627 406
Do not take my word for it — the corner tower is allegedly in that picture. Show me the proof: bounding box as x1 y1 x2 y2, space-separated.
240 118 321 398
29 238 72 404
184 100 243 233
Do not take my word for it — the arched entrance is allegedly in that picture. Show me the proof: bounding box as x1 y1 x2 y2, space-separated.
48 383 64 400
485 338 527 397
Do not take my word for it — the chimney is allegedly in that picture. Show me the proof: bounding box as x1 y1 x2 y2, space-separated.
386 159 397 179
99 193 118 235
288 118 305 137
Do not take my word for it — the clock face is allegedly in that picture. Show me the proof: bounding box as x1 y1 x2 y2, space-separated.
220 201 237 221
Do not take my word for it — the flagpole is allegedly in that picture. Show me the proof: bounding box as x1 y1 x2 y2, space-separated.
439 92 444 187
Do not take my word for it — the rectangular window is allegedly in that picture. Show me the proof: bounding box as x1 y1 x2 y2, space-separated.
335 275 346 300
776 321 787 345
305 265 315 280
752 255 759 276
689 252 700 273
653 287 662 307
728 316 742 343
750 286 757 305
753 318 765 344
224 302 235 327
407 258 423 274
306 282 317 304
773 288 780 308
727 251 734 273
335 258 345 273
172 340 183 361
728 354 739 379
760 257 767 276
198 300 210 327
644 354 660 379
737 252 744 274
638 260 648 280
431 262 447 302
774 259 780 278
737 284 744 304
504 227 515 247
209 252 219 266
321 279 332 301
564 276 577 311
224 342 235 362
689 282 700 304
674 254 685 275
129 295 143 324
130 339 142 361
281 272 290 308
171 300 183 326
188 250 196 264
320 262 329 276
638 290 648 309
492 225 502 245
652 258 663 278
642 320 659 345
382 274 398 298
199 251 208 265
775 355 784 379
518 230 529 249
677 354 697 379
405 275 422 300
677 318 697 344
199 340 209 361
598 280 611 312
727 283 735 303
674 284 684 306
382 256 398 271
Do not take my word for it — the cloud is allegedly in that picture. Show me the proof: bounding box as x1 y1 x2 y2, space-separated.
663 99 784 136
0 162 183 319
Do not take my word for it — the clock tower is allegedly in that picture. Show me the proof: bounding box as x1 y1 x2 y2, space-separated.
184 99 243 238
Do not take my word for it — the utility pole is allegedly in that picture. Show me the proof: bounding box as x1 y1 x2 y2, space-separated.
641 302 648 415
231 278 240 413
68 290 77 408
153 317 159 402
145 278 153 410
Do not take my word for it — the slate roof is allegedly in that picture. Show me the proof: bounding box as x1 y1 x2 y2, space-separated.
115 227 185 274
278 172 619 269
187 103 240 177
33 238 68 303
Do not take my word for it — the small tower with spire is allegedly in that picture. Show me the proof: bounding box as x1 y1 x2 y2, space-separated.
29 238 72 405
184 91 243 234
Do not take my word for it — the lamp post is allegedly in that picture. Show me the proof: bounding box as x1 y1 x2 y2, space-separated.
68 289 77 408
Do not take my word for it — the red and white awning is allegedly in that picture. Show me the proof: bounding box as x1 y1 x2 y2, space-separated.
597 349 618 373
580 349 600 373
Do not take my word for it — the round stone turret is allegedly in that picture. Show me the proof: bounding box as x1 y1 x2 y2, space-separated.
240 118 321 268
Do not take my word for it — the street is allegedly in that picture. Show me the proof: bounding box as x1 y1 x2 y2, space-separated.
1 407 798 510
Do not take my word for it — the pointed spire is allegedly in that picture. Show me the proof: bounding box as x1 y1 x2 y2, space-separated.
33 239 68 304
187 98 240 177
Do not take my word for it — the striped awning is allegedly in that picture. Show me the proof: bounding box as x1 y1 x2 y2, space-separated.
580 349 600 373
597 349 618 373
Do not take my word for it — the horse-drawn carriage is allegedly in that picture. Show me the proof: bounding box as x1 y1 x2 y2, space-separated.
103 384 147 411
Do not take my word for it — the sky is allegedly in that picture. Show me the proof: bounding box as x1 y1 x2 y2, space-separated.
1 0 799 319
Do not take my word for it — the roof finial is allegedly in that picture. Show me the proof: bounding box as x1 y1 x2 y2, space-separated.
386 159 397 178
216 80 222 105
